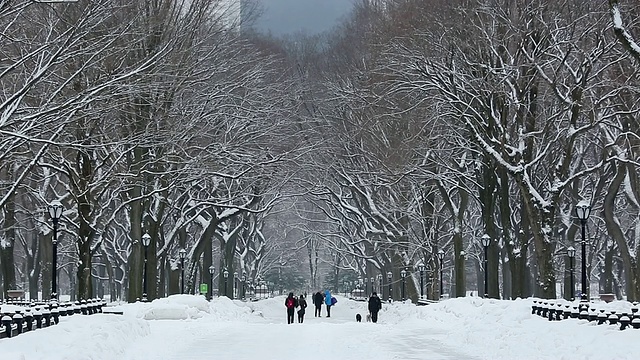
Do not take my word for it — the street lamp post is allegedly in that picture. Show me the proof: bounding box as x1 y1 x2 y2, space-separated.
141 233 151 302
387 271 393 303
480 234 491 298
418 263 425 299
437 250 445 299
179 248 187 294
567 246 576 301
223 269 229 298
208 265 215 300
47 201 64 301
241 275 246 300
370 277 375 293
377 274 382 296
575 203 591 302
400 269 407 301
233 272 238 299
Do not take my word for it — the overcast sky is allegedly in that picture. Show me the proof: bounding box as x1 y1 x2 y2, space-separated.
253 0 353 36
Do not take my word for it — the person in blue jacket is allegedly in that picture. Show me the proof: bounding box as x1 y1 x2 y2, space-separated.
324 290 332 317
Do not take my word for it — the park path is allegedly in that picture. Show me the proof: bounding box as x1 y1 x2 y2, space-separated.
120 297 479 360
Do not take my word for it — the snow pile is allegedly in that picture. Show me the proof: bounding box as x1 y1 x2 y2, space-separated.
109 294 212 320
141 295 211 320
383 297 640 360
207 296 259 321
2 312 150 360
109 295 218 320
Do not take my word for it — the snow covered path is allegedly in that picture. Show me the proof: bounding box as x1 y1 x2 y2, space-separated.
120 295 477 360
5 294 639 359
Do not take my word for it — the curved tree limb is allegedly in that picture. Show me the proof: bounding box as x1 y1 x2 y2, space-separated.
609 0 640 64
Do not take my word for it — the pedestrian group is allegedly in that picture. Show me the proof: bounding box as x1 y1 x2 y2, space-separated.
284 289 382 324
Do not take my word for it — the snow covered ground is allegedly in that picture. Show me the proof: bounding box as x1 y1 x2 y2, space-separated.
1 294 639 359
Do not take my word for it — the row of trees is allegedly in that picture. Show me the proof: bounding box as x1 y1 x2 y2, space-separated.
290 0 640 302
0 0 307 302
2 0 640 303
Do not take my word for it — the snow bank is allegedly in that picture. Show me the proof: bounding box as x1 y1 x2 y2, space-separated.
382 297 640 360
108 294 260 322
2 312 150 360
106 294 211 320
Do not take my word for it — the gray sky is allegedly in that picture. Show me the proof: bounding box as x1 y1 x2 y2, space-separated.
253 0 353 36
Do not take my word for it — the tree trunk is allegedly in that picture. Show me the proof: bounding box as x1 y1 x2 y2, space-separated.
158 255 166 298
27 229 42 301
518 179 556 299
168 260 180 295
477 154 500 298
202 234 212 299
38 232 52 301
454 248 466 297
126 147 146 302
67 267 76 302
603 161 640 301
436 179 467 298
0 184 17 298
500 169 527 299
77 241 93 300
563 255 571 300
77 158 94 300
146 186 166 301
220 233 237 298
603 241 614 294
501 247 511 300
475 260 482 296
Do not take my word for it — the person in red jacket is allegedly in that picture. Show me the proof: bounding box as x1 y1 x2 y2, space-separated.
285 293 297 324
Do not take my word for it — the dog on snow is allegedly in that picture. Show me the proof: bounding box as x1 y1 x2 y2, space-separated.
366 313 372 322
355 313 362 322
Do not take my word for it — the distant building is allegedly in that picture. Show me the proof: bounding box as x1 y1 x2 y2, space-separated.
213 0 252 33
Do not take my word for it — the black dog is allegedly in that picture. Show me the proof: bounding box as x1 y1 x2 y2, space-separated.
355 313 362 322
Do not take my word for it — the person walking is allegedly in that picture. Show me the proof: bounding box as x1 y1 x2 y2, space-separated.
368 292 382 323
313 291 324 317
297 294 308 323
324 289 332 317
285 292 297 324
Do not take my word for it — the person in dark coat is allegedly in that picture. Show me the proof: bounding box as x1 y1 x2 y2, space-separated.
297 294 308 323
285 292 297 324
368 292 382 323
313 291 324 317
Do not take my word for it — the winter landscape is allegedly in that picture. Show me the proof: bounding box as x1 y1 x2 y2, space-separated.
2 295 640 360
2 1 640 360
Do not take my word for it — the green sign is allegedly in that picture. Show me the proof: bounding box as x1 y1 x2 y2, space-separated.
199 283 208 294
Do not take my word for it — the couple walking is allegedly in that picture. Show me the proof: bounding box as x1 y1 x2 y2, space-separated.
313 290 336 317
285 293 308 324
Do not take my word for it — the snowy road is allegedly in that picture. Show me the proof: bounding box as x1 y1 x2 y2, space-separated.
120 296 477 360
